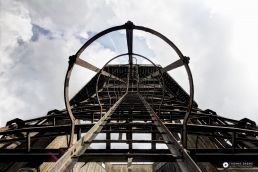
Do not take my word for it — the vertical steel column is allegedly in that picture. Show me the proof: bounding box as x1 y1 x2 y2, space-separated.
27 132 30 152
106 126 111 149
126 21 134 80
127 109 133 151
151 127 156 150
77 128 81 141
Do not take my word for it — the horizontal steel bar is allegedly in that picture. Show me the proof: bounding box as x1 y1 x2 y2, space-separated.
1 148 257 164
1 123 257 137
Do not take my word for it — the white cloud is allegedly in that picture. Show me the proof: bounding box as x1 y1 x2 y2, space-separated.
0 0 119 125
22 0 117 34
108 0 258 122
0 0 32 71
0 0 258 126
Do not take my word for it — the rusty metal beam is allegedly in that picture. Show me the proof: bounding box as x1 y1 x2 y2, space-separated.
46 93 127 172
143 57 189 80
76 57 125 83
125 21 134 71
139 94 202 172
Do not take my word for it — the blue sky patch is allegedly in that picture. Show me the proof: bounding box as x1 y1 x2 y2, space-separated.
31 24 51 42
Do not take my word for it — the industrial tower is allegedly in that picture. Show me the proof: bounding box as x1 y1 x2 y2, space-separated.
0 21 257 172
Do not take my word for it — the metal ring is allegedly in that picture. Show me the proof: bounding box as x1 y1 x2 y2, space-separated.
64 22 193 147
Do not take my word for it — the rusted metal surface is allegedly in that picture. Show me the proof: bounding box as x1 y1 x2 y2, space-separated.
139 94 202 172
46 94 128 171
63 21 194 149
1 21 258 172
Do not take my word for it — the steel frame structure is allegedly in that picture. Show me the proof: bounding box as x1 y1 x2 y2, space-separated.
0 21 258 172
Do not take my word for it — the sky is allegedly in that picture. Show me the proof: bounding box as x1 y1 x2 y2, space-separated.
0 0 258 127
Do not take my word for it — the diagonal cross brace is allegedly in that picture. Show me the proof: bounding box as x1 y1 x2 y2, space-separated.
142 57 190 80
76 58 125 83
46 93 128 172
138 94 201 172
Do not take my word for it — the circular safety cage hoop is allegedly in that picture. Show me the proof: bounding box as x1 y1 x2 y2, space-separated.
64 21 194 147
95 53 165 117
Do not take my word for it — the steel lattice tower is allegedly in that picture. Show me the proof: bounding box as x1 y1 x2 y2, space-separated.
0 21 258 172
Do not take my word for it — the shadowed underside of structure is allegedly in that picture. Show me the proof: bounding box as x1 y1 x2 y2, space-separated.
0 22 258 172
